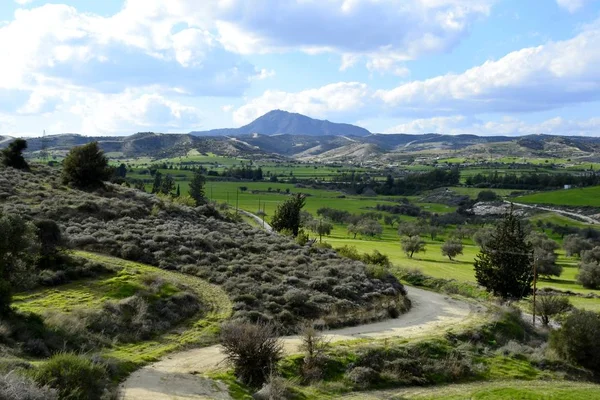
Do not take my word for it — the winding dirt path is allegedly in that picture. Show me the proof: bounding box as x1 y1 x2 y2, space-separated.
508 200 599 225
120 287 482 400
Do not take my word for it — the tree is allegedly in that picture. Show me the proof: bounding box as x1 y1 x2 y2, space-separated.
299 322 329 382
526 231 562 278
309 219 333 243
61 142 111 188
535 294 571 326
115 163 127 178
397 221 423 238
189 170 207 206
271 194 305 236
1 139 29 170
0 214 39 315
347 223 359 239
577 262 600 289
151 171 163 194
384 215 399 228
427 225 442 241
401 235 426 258
551 310 600 371
474 206 533 299
563 234 593 257
175 184 180 197
476 190 499 202
441 239 463 261
473 226 495 250
220 322 283 387
357 219 383 237
160 174 175 195
34 219 63 269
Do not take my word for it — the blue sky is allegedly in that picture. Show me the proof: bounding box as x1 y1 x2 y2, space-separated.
1 0 599 136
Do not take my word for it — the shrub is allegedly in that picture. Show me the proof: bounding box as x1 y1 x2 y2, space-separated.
0 374 56 400
220 322 283 387
34 353 110 400
534 294 571 326
345 367 379 388
551 310 600 371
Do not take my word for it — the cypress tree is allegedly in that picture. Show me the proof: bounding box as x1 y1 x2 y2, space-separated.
474 205 533 299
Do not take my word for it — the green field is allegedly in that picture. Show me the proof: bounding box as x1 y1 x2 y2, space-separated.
517 186 600 206
365 381 600 400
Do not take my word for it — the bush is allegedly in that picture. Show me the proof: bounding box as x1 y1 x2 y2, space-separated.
220 322 283 387
346 366 379 388
534 294 571 326
577 262 600 289
1 139 29 170
0 374 56 400
34 353 110 400
551 310 600 371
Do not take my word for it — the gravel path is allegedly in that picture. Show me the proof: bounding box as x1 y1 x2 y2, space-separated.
120 287 481 400
238 209 273 232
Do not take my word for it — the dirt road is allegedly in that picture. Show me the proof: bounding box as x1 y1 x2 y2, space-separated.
120 287 480 400
239 209 273 232
508 200 599 225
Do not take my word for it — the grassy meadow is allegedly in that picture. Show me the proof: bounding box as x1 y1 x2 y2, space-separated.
517 185 600 206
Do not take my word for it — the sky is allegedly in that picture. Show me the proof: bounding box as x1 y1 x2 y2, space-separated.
1 0 600 137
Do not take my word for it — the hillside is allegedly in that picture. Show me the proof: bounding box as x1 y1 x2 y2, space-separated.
192 110 371 137
0 164 407 330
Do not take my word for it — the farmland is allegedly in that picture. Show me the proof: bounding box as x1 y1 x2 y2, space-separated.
517 185 600 206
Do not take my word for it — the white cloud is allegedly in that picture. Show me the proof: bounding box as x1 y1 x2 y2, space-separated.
233 82 369 125
14 0 33 4
221 105 234 112
375 21 600 115
71 91 202 135
251 68 276 81
385 115 600 136
556 0 596 13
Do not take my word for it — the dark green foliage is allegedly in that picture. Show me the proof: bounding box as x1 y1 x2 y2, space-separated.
161 174 175 195
151 171 162 194
61 142 111 188
271 194 306 236
0 214 39 315
34 353 110 400
1 139 29 170
188 170 206 206
476 190 499 202
220 322 283 387
473 226 495 249
474 206 533 299
34 219 63 261
551 310 600 371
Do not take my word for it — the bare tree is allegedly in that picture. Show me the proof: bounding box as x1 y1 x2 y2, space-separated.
298 322 329 382
220 322 283 387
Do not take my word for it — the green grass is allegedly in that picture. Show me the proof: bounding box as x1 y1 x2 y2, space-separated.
13 252 232 368
517 186 600 206
380 381 600 400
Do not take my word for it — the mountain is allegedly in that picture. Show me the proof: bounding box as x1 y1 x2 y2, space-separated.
191 110 371 137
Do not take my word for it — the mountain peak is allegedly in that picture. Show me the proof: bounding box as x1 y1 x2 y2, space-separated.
192 110 371 137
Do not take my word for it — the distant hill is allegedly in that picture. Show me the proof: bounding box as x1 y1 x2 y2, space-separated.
191 110 371 137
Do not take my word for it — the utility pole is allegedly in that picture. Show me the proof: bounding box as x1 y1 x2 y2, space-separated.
40 129 48 161
532 255 538 327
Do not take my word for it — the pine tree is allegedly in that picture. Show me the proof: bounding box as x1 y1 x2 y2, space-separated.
271 194 306 236
176 184 181 197
62 142 111 188
151 171 163 194
161 174 175 195
189 170 206 206
474 205 533 299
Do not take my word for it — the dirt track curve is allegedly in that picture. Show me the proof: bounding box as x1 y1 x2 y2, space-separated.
120 287 481 400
